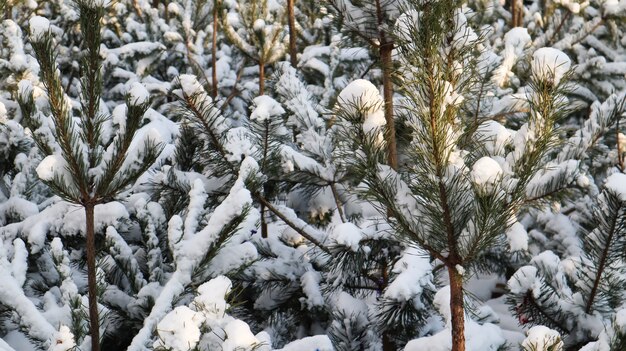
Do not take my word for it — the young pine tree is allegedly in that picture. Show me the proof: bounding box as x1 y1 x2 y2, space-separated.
27 2 162 350
335 0 581 349
507 92 626 350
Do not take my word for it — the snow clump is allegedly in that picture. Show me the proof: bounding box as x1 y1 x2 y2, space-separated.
127 82 150 105
532 48 571 85
337 79 386 135
471 156 503 189
522 326 563 351
29 16 50 41
605 173 626 201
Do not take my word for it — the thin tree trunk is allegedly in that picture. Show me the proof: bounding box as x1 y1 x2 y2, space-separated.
381 259 395 351
287 0 297 68
259 60 265 95
448 265 466 351
85 203 100 351
374 0 397 170
382 333 395 351
211 0 219 99
380 43 397 170
510 0 517 27
259 58 267 238
261 206 268 238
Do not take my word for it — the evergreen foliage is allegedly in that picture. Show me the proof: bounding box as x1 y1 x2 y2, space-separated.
0 0 626 350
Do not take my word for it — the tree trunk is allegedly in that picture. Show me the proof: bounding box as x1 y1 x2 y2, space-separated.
259 58 266 238
287 0 297 68
259 60 265 96
85 203 100 351
448 265 466 351
211 0 219 99
379 43 397 170
382 332 395 351
381 259 395 351
374 0 397 170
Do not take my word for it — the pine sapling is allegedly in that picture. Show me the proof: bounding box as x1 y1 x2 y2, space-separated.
28 3 162 350
336 1 574 350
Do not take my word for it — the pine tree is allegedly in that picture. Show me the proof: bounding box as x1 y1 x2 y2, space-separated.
334 0 584 349
220 0 288 95
27 2 162 350
507 92 626 350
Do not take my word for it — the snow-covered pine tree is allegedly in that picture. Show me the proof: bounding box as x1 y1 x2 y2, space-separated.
26 2 162 350
334 0 590 349
507 92 626 350
150 73 334 349
220 0 288 96
270 62 435 350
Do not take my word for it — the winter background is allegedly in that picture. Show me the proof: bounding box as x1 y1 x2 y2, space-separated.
1 0 626 350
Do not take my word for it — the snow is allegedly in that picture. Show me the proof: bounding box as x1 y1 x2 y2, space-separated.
178 74 205 96
329 222 363 251
250 95 285 121
277 335 334 351
0 102 6 122
477 120 512 155
532 48 571 85
153 306 202 351
49 325 76 351
194 276 231 318
0 338 16 351
127 82 150 105
183 179 207 240
11 239 28 288
506 221 529 252
471 157 503 188
494 28 531 87
508 266 541 297
127 157 257 351
604 173 626 201
603 0 626 15
337 79 386 136
253 19 266 31
384 247 433 303
222 320 261 351
36 155 69 182
553 0 581 13
29 16 50 41
521 326 563 351
300 271 324 308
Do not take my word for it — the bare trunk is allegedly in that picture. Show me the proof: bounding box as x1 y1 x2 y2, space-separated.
211 0 219 99
261 209 268 238
382 332 395 351
374 0 397 170
85 204 100 351
259 60 265 96
448 265 466 351
381 259 395 351
379 43 397 170
287 0 297 68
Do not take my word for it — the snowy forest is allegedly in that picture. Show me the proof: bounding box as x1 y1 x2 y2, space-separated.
1 0 626 350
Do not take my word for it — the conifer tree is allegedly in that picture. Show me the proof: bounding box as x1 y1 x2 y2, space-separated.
334 0 583 350
27 2 162 350
220 0 288 95
507 92 626 350
330 0 399 169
